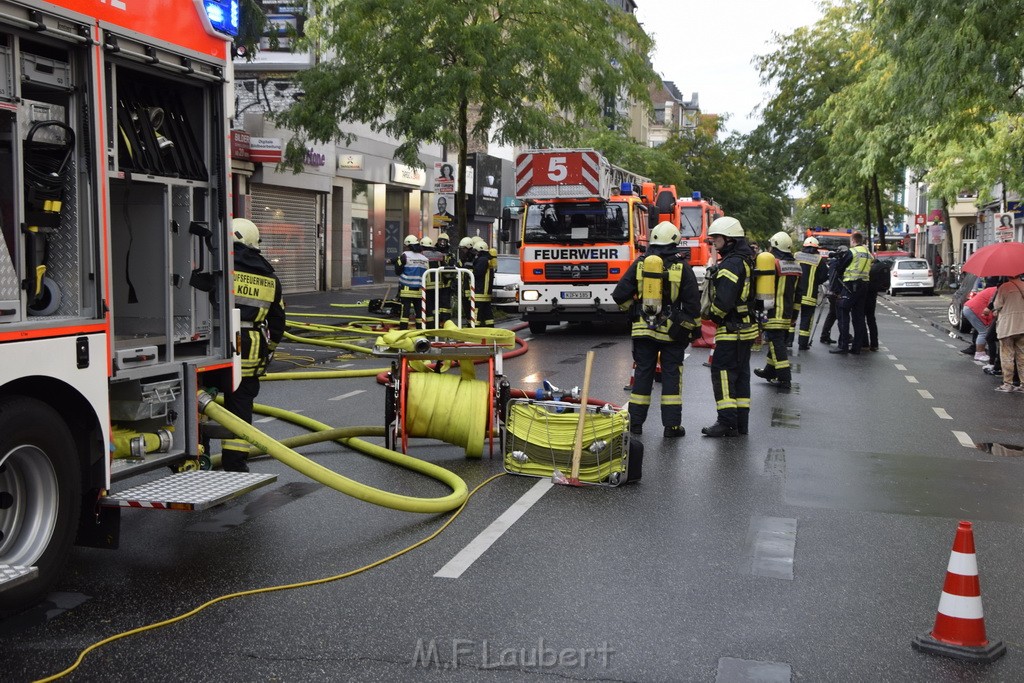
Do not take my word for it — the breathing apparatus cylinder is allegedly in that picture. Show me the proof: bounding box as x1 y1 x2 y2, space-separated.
640 254 665 324
754 251 778 310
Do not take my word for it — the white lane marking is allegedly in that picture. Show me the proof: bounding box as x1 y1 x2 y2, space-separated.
927 334 935 338
905 375 918 384
933 407 952 420
953 431 975 448
335 363 354 369
330 389 366 401
895 364 907 371
255 409 302 424
435 479 552 579
887 354 898 360
918 390 933 399
945 344 956 348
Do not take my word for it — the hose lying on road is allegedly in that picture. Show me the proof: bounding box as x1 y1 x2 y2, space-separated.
198 392 468 514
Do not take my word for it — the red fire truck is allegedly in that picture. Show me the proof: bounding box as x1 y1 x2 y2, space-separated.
0 0 268 608
511 149 655 334
676 191 724 287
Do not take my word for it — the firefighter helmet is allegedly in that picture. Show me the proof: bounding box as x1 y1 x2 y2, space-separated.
420 236 434 248
707 216 744 238
650 221 681 246
404 234 420 246
458 236 475 249
232 218 261 248
769 231 793 252
803 236 820 248
471 237 489 251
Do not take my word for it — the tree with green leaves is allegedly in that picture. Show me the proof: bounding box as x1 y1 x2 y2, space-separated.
270 0 656 242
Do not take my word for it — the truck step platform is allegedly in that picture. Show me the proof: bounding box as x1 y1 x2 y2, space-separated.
0 564 38 592
100 471 278 511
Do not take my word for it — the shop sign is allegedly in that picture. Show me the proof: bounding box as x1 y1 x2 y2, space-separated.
231 129 250 160
249 137 283 163
304 148 326 167
337 153 364 170
392 163 426 187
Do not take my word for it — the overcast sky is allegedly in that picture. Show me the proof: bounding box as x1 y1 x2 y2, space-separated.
635 0 824 136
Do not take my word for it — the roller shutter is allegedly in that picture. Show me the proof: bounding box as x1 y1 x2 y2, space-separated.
251 184 319 293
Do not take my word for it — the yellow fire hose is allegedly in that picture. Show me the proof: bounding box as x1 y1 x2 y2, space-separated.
199 392 468 513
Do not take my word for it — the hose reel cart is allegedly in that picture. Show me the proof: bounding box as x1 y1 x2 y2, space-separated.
375 328 514 459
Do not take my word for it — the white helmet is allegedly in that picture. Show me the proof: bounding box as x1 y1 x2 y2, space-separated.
803 236 819 248
458 236 475 249
404 234 420 246
707 216 744 238
437 232 450 243
471 237 489 251
650 220 681 246
769 231 793 252
232 218 261 249
420 236 434 248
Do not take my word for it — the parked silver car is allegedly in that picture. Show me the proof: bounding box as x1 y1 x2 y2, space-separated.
888 258 934 296
493 254 522 307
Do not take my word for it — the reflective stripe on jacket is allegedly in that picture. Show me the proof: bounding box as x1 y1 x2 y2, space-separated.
842 245 873 282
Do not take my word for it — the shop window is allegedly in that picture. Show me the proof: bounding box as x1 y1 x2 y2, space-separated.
351 182 371 284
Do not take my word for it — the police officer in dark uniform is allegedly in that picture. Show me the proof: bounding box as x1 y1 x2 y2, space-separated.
701 217 757 438
222 218 285 472
612 221 701 437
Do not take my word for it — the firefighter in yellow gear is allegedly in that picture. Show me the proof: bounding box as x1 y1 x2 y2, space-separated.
612 221 700 437
222 218 285 472
792 236 827 349
753 231 802 389
700 217 757 437
470 237 495 327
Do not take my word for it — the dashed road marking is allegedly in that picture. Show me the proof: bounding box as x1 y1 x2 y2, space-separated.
330 389 366 401
953 431 975 448
933 407 952 420
905 375 918 384
887 354 898 360
895 364 907 371
435 479 552 578
918 389 933 399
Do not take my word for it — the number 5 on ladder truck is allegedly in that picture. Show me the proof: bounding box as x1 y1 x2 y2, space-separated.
511 149 662 335
0 0 276 609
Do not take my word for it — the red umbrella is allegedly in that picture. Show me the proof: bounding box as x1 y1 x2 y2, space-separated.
961 241 1024 277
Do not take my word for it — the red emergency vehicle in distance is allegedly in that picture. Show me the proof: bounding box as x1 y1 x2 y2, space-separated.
513 149 656 334
676 191 724 287
805 227 853 254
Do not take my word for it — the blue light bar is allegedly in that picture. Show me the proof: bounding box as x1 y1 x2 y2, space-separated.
198 0 240 37
620 182 634 195
692 191 702 200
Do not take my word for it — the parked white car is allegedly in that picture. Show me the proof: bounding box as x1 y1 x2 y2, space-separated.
493 254 522 307
888 257 934 296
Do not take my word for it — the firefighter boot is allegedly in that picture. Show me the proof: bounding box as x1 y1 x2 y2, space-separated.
753 367 775 382
663 426 685 438
737 409 749 435
221 447 250 473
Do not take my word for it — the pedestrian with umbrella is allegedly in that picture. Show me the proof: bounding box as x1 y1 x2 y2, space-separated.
962 242 1024 391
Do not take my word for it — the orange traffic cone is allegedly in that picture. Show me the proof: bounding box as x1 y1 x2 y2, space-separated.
912 521 1006 663
623 362 635 391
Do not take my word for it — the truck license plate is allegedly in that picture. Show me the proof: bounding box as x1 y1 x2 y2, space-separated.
561 291 591 299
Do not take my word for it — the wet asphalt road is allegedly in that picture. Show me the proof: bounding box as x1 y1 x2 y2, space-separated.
3 289 1023 682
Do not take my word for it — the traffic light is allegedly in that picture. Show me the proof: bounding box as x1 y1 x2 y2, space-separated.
820 203 832 214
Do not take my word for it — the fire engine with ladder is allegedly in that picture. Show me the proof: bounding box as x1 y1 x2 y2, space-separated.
511 149 660 334
0 0 271 609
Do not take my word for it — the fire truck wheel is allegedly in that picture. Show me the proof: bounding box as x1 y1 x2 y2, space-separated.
528 321 547 335
0 397 81 611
